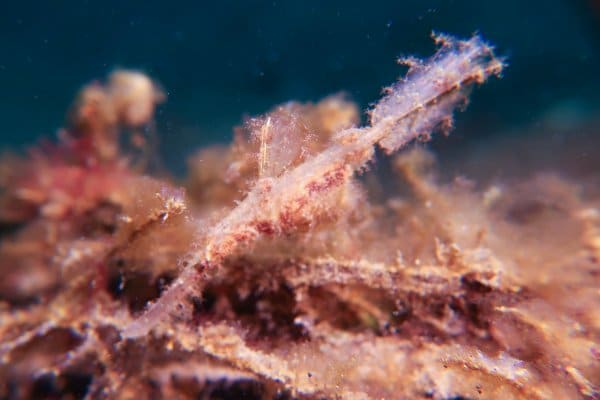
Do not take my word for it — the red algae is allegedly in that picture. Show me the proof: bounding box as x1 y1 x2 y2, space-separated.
1 34 599 400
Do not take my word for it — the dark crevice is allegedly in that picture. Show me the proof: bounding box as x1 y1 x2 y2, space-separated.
29 372 92 400
107 269 176 313
197 378 265 400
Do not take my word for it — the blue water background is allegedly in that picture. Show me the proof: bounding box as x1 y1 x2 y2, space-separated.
0 1 598 174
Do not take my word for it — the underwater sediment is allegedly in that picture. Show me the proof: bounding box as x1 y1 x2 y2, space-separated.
0 34 599 399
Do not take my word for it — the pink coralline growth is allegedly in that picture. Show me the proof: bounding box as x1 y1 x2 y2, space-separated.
0 34 599 400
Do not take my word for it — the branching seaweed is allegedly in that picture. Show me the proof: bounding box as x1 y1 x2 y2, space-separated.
123 34 502 339
1 34 599 400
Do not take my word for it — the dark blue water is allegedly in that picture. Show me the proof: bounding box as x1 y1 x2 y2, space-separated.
0 1 598 174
